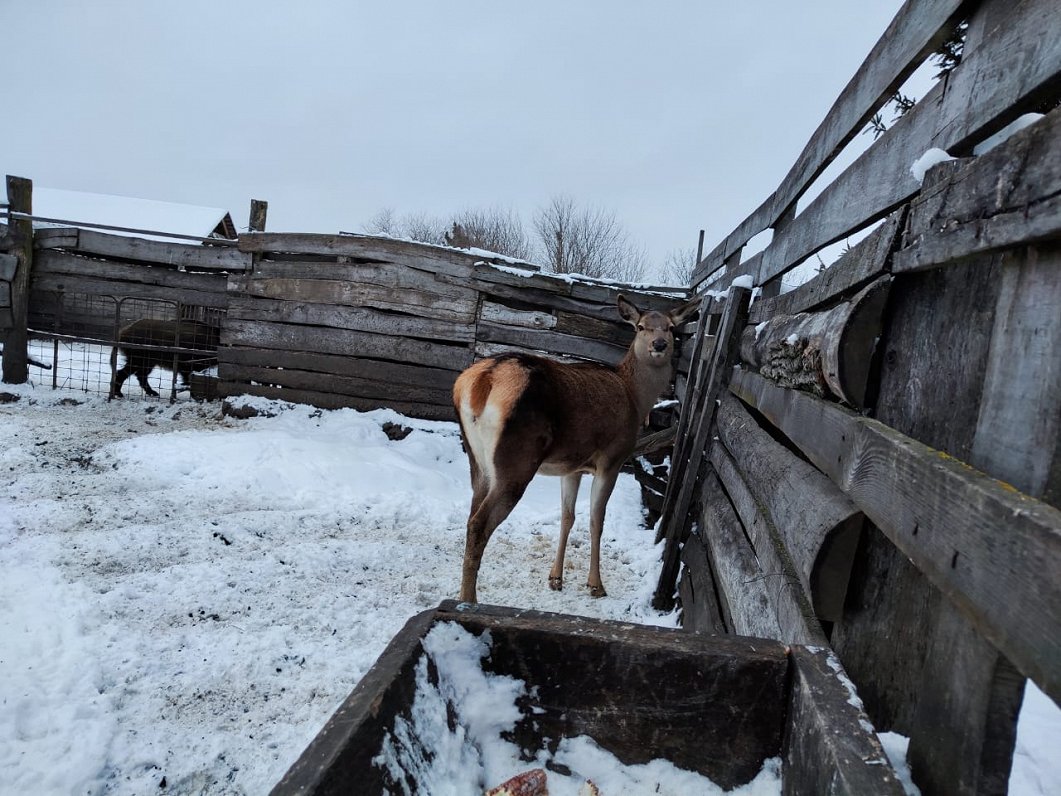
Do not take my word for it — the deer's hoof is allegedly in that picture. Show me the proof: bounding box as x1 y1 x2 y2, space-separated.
588 584 607 598
548 576 563 591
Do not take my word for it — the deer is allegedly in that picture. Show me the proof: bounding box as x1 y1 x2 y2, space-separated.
452 294 700 603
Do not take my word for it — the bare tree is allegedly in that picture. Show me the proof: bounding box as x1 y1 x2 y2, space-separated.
444 206 531 260
364 208 446 245
659 247 698 287
532 195 647 281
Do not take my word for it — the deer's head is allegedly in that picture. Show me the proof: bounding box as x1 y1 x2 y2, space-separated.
618 295 700 366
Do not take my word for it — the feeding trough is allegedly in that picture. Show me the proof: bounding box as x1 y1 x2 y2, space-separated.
272 601 904 795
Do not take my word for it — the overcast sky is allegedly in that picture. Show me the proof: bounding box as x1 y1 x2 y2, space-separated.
2 1 908 278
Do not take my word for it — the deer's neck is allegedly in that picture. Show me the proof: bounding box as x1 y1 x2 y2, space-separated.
617 351 673 424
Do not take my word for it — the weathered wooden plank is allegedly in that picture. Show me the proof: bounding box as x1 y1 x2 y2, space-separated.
32 227 80 249
239 275 476 324
653 287 751 609
2 176 33 383
694 0 966 283
678 529 727 634
249 200 268 233
218 381 454 422
472 341 577 363
479 300 556 330
709 438 827 646
730 368 1061 703
741 277 891 408
222 319 473 372
716 394 862 623
29 273 230 309
696 469 781 640
0 252 16 282
251 259 475 299
218 347 457 391
239 231 529 272
895 108 1061 273
226 295 474 343
749 211 902 324
754 0 1061 286
970 244 1061 504
554 310 631 344
221 363 453 407
784 646 906 796
52 228 252 271
34 249 229 294
476 321 628 365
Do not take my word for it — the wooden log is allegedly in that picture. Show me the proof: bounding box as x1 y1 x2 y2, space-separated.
222 319 473 372
896 108 1061 273
696 468 781 640
479 300 556 330
218 381 455 422
784 646 906 796
2 176 33 383
653 288 750 608
751 0 1061 287
716 394 862 623
472 340 575 363
693 0 965 284
750 210 903 324
32 227 79 249
709 438 827 646
226 295 474 343
218 347 457 391
37 227 252 271
740 277 891 409
729 368 1061 703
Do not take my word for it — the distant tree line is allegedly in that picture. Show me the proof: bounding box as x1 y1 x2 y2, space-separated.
365 195 677 283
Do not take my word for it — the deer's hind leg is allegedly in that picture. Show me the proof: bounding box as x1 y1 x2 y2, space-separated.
459 422 549 604
548 472 582 591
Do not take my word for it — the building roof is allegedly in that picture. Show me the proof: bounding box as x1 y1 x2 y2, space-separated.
31 187 237 242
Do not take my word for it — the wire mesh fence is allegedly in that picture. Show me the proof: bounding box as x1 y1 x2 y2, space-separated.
26 291 222 401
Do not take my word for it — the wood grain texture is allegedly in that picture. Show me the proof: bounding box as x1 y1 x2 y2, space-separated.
653 288 750 609
695 469 782 640
730 368 1061 703
784 646 907 796
2 176 33 382
693 0 966 283
222 319 473 372
219 382 455 422
750 211 902 324
44 228 252 271
227 295 474 343
751 0 1061 287
741 278 891 408
709 438 827 646
716 394 862 623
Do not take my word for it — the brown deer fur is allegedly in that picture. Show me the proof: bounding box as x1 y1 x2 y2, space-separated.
453 294 700 602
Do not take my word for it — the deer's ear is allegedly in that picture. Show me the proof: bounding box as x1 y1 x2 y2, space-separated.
669 297 701 327
617 295 641 325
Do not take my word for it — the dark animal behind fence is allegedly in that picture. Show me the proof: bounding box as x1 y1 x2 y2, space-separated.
110 318 219 398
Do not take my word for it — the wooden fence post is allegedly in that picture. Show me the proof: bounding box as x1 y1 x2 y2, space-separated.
249 199 268 233
2 176 33 383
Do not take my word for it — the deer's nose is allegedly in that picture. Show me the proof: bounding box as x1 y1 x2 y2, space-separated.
652 338 669 352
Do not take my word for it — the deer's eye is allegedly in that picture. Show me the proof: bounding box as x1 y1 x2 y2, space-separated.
637 325 645 331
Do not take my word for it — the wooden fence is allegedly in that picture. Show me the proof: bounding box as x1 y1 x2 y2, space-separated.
1 193 685 420
654 0 1060 793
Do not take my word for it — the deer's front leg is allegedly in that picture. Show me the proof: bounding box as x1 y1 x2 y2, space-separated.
587 468 620 598
549 472 582 591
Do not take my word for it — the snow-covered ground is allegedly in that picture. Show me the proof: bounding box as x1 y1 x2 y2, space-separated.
1 349 1057 794
0 379 680 795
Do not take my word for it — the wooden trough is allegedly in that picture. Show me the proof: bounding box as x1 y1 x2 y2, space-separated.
272 601 906 795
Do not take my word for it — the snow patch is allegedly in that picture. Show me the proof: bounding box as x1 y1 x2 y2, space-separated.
910 149 955 184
